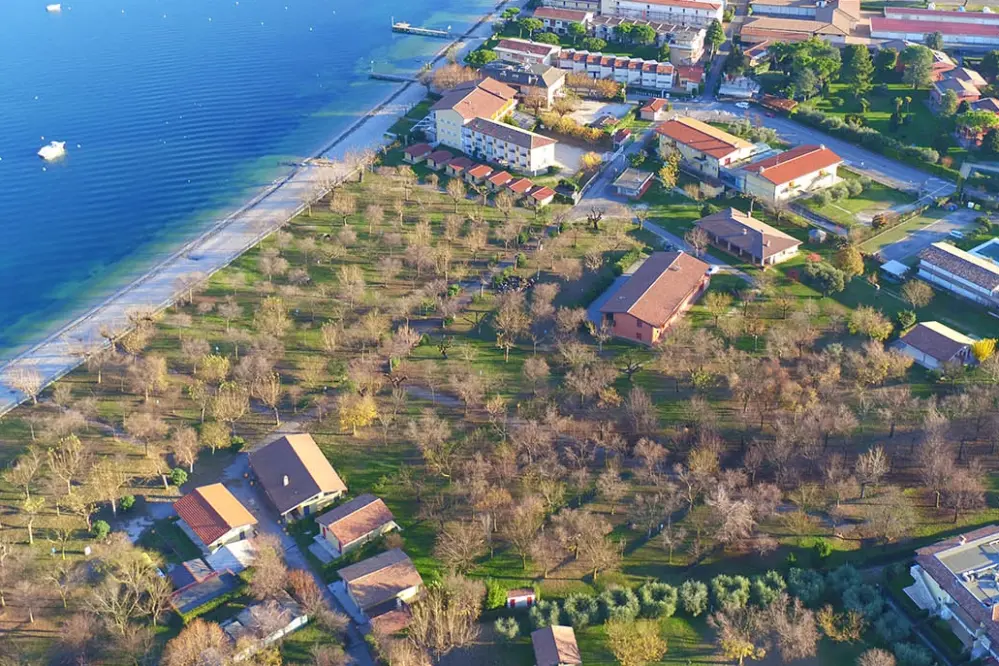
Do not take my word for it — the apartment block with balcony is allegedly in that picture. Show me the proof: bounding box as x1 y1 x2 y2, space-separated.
461 118 558 176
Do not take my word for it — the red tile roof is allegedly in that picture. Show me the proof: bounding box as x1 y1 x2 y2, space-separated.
403 143 432 158
655 117 751 159
676 64 706 82
446 157 474 172
743 144 842 185
872 16 999 37
467 164 493 178
533 7 591 21
427 150 454 164
174 484 257 546
431 78 517 122
529 185 557 201
599 252 710 327
488 170 513 186
508 177 534 194
496 39 560 56
317 494 396 548
641 98 669 113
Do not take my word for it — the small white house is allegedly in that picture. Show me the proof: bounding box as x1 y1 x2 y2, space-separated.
895 321 975 370
507 588 537 609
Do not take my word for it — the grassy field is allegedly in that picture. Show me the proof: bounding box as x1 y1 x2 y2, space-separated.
858 209 950 256
802 170 916 228
806 83 966 164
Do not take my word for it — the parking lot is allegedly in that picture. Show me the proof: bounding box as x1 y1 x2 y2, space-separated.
876 208 978 262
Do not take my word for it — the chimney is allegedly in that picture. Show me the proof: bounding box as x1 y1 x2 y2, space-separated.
960 535 968 546
283 475 289 487
765 240 772 247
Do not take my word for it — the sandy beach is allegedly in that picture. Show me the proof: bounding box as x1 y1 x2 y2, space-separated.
0 0 516 415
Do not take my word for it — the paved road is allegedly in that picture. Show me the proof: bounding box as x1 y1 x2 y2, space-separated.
877 208 979 262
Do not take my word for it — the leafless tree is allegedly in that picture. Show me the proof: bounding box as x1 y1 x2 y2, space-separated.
855 446 889 499
5 365 43 405
250 534 288 601
409 574 483 657
434 520 487 572
162 618 233 666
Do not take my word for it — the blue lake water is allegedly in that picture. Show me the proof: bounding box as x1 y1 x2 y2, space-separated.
0 0 492 354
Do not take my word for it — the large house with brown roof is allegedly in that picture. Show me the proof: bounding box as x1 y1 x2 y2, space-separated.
482 62 567 107
872 7 999 48
895 321 975 370
695 208 802 266
741 144 843 205
532 625 582 666
317 494 399 558
656 117 755 179
429 78 518 151
494 38 562 66
337 548 424 620
249 433 347 520
600 251 711 345
906 525 999 661
173 484 257 554
462 117 558 175
918 242 999 309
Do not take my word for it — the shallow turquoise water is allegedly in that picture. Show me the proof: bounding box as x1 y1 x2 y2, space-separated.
0 0 491 353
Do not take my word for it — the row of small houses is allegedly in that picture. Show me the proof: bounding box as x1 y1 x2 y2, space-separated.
403 142 557 208
167 434 424 643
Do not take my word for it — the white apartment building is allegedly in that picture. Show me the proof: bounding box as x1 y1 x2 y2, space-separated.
462 117 558 175
557 49 676 91
600 0 724 27
494 39 562 66
543 0 600 9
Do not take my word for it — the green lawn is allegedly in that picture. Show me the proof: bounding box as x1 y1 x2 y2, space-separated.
858 209 949 255
802 170 915 228
806 83 966 164
640 181 704 236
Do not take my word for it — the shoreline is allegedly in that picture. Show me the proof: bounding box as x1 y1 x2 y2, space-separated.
0 0 514 415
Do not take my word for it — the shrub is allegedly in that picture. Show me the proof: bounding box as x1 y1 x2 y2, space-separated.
813 538 833 559
874 609 911 643
893 641 933 666
563 593 600 628
680 580 709 616
711 575 751 612
170 468 188 487
516 252 528 268
846 178 864 197
813 190 832 207
827 564 862 592
842 584 884 620
120 494 136 511
637 582 678 618
751 571 787 608
788 568 826 606
599 587 641 622
229 436 246 452
92 520 111 541
897 310 917 331
529 599 561 629
485 578 507 610
494 616 521 640
829 183 850 201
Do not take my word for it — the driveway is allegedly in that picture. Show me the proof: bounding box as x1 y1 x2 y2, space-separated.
877 208 978 262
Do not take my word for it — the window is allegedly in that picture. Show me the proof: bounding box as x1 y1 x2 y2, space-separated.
636 320 643 328
636 332 642 341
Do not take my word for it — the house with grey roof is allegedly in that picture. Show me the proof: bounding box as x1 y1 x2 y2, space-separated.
895 321 975 370
918 241 999 310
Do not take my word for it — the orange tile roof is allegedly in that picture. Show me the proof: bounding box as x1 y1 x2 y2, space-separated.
467 164 493 178
317 494 396 548
431 78 516 121
655 117 751 159
508 177 534 194
641 98 669 113
488 170 513 186
174 484 257 546
402 143 432 158
743 144 842 185
599 252 710 327
248 434 347 516
337 549 424 610
529 186 557 201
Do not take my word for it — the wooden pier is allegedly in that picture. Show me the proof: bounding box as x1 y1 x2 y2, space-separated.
391 20 451 38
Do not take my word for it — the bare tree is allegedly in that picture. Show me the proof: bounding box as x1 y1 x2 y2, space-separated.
434 520 487 572
855 446 889 499
123 411 169 457
249 535 287 600
409 574 483 658
5 365 43 405
162 618 233 666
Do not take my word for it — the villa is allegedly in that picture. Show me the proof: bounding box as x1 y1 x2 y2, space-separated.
173 484 257 554
740 144 843 205
907 525 999 661
249 433 347 520
694 207 802 266
655 117 754 179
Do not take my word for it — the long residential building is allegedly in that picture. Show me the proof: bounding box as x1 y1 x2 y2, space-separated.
542 0 600 10
557 49 676 92
655 116 755 178
462 117 558 175
600 0 724 27
740 144 843 204
741 0 861 43
494 38 562 66
588 16 706 62
695 207 802 266
872 7 999 47
428 78 518 149
918 241 999 308
533 7 595 33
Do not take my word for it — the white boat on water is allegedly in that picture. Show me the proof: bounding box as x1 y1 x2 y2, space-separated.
38 141 66 160
46 3 62 11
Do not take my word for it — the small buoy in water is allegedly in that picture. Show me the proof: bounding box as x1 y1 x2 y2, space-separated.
42 167 47 171
34 96 39 100
309 26 313 31
209 17 212 21
76 144 81 148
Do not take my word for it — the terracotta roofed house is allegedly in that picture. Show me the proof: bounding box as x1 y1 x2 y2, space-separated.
173 483 257 554
487 170 514 191
429 78 518 150
425 150 454 170
508 177 535 196
741 144 843 204
526 185 557 208
895 321 975 370
599 251 711 345
444 156 475 177
249 434 347 520
402 143 432 164
907 525 999 661
337 548 424 619
640 97 670 121
532 625 582 666
465 163 494 184
655 117 755 178
533 7 594 34
695 207 802 266
317 494 399 558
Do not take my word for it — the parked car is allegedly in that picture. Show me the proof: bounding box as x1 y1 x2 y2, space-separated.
949 230 965 239
735 101 750 109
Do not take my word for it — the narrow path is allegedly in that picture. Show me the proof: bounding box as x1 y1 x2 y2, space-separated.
883 595 954 666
